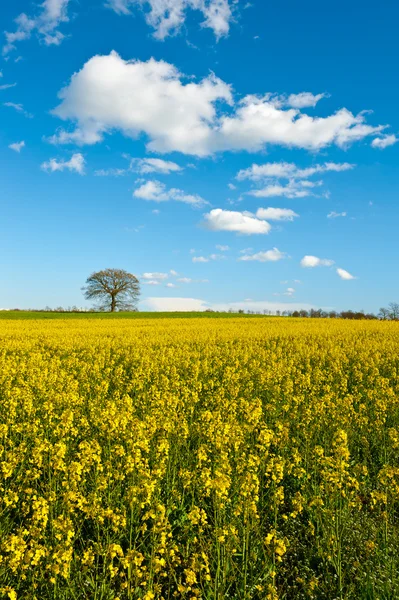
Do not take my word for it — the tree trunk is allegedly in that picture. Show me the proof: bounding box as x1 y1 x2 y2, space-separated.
111 295 116 312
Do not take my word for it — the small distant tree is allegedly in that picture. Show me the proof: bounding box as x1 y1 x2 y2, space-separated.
83 268 140 312
388 302 399 320
379 307 390 320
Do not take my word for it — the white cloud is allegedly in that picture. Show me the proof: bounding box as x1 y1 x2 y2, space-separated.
0 83 17 91
134 157 182 174
228 183 237 190
237 161 354 182
327 211 347 218
49 52 387 156
3 102 33 118
95 157 182 177
177 277 193 283
204 208 271 235
192 253 225 263
286 92 328 108
300 255 334 268
133 180 207 207
216 244 230 251
371 134 398 149
283 287 295 296
210 300 315 312
256 207 299 221
142 280 161 285
239 248 287 262
170 269 178 276
106 0 234 40
248 181 311 198
166 282 177 288
144 297 209 311
143 296 316 313
337 268 355 280
3 0 71 55
9 140 25 152
49 52 233 154
142 272 169 280
41 153 85 174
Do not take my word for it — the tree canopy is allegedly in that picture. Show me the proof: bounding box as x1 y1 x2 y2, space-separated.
82 268 140 312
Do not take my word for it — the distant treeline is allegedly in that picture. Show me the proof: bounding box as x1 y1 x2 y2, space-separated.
7 302 399 320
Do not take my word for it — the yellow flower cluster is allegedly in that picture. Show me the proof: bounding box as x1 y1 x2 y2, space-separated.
0 317 399 599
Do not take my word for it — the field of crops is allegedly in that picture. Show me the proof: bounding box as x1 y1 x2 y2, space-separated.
1 317 399 600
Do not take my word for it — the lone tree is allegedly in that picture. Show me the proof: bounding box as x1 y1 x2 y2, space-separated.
83 268 140 312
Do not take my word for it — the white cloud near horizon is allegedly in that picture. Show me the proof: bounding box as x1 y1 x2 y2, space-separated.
106 0 234 40
48 52 387 156
239 248 287 262
3 0 71 55
204 208 271 235
133 180 207 206
301 255 334 268
41 153 85 174
9 141 25 152
143 296 316 313
337 268 355 280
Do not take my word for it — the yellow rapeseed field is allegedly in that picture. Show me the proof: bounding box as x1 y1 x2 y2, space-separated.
1 317 399 599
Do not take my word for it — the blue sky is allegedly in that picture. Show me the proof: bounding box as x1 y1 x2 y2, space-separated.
1 0 398 312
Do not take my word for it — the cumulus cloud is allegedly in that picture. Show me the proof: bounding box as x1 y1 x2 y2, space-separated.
142 272 169 280
41 153 85 174
204 208 271 235
300 255 334 268
133 180 207 207
327 211 347 218
286 92 328 108
9 140 25 152
48 52 387 156
239 248 287 262
106 0 234 40
256 207 299 221
3 0 71 55
216 244 230 251
371 134 398 149
337 268 355 280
